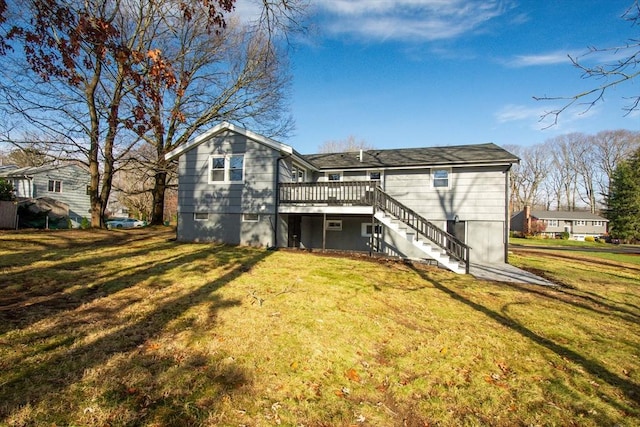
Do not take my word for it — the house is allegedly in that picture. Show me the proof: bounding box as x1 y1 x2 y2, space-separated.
165 122 519 274
0 163 91 227
511 206 609 240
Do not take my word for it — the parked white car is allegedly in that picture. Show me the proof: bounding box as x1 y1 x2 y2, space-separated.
106 218 146 229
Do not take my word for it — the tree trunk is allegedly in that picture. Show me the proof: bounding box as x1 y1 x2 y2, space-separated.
151 170 167 225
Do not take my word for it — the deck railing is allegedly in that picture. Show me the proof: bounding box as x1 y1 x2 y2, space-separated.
279 181 375 205
278 181 470 273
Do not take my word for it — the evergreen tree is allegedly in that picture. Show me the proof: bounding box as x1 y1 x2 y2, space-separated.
605 148 640 242
0 178 15 201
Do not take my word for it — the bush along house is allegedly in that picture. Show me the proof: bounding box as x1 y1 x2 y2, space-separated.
165 122 520 274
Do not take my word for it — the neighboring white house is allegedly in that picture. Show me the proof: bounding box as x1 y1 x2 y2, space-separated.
165 122 520 274
0 163 91 227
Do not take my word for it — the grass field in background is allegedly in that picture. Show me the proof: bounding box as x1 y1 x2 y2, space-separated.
1 228 639 426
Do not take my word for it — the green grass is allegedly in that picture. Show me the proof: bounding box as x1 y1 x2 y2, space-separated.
1 228 639 426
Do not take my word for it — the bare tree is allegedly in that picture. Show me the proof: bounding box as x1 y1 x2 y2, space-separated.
508 143 551 211
0 0 306 227
592 129 640 200
318 135 375 153
535 2 640 124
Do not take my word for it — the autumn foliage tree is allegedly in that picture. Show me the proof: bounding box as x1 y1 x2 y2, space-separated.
0 0 236 227
1 0 305 226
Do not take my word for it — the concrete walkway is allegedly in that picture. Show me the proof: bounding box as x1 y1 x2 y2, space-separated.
469 263 557 286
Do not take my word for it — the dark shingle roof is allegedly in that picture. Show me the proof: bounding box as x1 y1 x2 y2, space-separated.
303 143 519 170
529 210 608 221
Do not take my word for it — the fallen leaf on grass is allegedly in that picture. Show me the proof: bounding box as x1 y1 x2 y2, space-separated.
346 368 360 382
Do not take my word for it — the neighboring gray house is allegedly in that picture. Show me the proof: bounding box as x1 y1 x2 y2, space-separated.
511 207 609 240
0 163 91 227
165 122 519 274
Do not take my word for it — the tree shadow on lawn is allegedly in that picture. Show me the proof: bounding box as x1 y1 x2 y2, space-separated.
0 245 271 423
409 266 640 418
0 240 185 334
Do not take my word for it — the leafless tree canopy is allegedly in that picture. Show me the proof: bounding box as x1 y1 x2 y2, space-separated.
317 135 375 153
509 129 640 214
535 1 640 125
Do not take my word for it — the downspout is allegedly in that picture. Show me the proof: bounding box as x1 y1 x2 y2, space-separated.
274 154 291 248
504 164 512 264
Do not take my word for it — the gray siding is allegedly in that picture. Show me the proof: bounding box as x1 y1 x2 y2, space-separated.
177 130 280 245
384 166 508 222
33 165 91 224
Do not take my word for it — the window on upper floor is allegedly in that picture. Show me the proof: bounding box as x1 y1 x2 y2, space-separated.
369 171 381 181
48 180 62 193
292 165 306 182
545 219 558 227
432 168 450 189
209 154 244 183
593 220 604 227
327 173 342 181
574 220 586 226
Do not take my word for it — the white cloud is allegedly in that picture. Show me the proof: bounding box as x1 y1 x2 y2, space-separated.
495 104 544 124
506 51 572 67
311 0 514 42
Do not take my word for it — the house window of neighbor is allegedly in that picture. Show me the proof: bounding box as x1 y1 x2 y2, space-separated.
432 169 449 188
325 219 342 231
361 222 382 237
369 171 381 181
546 219 558 227
593 220 603 227
194 212 209 221
48 180 62 193
210 154 244 183
327 173 341 181
574 220 586 226
243 213 259 222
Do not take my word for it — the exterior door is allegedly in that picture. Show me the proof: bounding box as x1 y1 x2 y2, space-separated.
288 215 302 247
446 220 466 242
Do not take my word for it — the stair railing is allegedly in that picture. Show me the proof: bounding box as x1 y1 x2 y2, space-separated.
373 187 470 273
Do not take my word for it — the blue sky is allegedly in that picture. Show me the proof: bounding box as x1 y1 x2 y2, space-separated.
240 0 639 154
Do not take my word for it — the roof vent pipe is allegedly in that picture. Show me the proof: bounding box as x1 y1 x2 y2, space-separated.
359 149 363 162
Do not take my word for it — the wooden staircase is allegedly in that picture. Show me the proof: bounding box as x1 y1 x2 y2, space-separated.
372 188 470 274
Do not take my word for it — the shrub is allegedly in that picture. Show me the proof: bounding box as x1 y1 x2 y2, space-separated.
561 231 570 240
585 236 595 242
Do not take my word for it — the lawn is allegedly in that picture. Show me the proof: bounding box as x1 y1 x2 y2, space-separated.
1 228 639 426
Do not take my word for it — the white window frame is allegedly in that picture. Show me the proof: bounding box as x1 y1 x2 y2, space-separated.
48 179 62 193
194 212 209 221
361 222 382 237
242 213 259 222
546 219 558 227
574 220 586 226
209 154 244 183
326 172 342 182
368 171 382 182
292 164 306 182
325 219 343 231
431 168 450 189
593 220 603 227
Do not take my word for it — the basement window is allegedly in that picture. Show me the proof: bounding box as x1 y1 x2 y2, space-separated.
325 219 342 231
243 213 259 222
194 212 209 221
361 222 382 237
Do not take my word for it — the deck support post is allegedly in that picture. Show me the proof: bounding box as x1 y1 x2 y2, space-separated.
322 213 326 251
